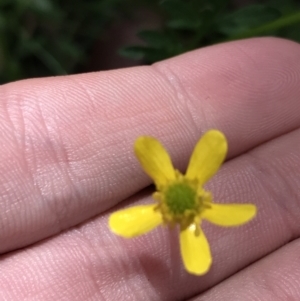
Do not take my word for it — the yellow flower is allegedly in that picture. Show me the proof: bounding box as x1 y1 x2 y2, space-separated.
109 130 257 275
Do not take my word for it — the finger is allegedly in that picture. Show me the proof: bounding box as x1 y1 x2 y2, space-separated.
1 127 300 300
1 37 300 253
191 240 300 301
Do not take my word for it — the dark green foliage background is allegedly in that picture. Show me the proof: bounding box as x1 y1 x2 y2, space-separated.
0 0 124 83
121 0 300 63
0 0 299 83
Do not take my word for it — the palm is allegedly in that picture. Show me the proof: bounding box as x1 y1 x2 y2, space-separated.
1 37 300 300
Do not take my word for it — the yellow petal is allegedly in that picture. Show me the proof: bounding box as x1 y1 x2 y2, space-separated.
202 203 257 226
109 204 163 238
134 136 176 188
186 130 227 185
180 224 212 275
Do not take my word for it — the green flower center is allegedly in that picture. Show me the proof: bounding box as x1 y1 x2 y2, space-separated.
165 182 197 215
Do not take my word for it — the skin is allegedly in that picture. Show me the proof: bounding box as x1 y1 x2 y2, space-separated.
0 37 300 300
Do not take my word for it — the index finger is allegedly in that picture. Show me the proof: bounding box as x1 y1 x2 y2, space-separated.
0 37 300 253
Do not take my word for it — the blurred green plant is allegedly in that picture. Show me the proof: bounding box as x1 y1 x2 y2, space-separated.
0 0 300 83
120 0 300 63
0 0 124 83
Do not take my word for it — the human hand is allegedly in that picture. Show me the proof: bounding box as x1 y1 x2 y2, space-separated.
0 37 300 300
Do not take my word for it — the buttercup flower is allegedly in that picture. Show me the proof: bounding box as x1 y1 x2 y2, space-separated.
109 130 256 275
